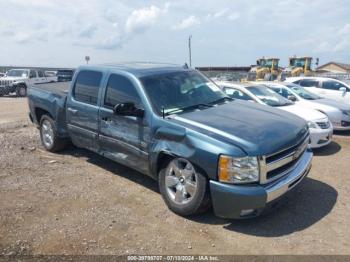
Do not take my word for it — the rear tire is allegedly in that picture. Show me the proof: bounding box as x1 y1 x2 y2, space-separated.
159 157 210 216
16 84 27 97
39 115 68 152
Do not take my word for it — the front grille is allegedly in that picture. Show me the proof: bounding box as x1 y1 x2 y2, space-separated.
317 121 330 129
0 80 10 86
260 133 309 184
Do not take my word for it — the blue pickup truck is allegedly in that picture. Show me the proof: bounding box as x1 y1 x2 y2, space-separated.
28 63 312 219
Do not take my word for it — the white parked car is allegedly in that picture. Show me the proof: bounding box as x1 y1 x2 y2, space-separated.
261 82 350 131
217 81 333 148
45 71 58 82
0 69 54 97
285 77 350 104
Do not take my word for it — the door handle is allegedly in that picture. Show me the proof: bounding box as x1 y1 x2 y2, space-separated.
68 107 78 114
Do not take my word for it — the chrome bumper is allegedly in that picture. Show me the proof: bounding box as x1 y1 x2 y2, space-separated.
265 149 313 203
210 149 313 219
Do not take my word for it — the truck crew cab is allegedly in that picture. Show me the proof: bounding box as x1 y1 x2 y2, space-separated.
27 63 312 219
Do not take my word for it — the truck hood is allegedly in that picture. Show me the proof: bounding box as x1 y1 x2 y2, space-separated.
277 104 327 122
170 100 308 156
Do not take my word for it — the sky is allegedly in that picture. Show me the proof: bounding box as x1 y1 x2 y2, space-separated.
0 0 350 68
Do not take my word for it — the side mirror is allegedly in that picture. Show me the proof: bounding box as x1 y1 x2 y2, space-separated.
339 87 347 96
287 95 297 102
113 102 144 118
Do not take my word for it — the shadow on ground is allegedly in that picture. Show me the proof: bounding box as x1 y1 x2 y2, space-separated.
59 147 159 193
59 147 337 238
313 141 341 156
191 178 337 237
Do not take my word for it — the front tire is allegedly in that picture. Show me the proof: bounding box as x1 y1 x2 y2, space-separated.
16 84 27 97
39 115 68 152
159 158 210 216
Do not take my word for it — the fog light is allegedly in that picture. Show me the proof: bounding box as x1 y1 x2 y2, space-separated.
341 121 350 127
240 209 256 217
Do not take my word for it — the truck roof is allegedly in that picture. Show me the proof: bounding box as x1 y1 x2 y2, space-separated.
79 62 190 78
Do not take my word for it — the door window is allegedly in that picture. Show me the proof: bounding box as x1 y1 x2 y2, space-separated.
73 70 102 105
322 80 349 91
38 71 44 77
299 79 319 87
223 87 253 101
29 70 37 78
104 74 142 108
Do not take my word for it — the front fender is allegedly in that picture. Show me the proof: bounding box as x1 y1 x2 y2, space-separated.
149 126 245 181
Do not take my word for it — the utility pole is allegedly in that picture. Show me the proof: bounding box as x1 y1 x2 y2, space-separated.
188 35 192 67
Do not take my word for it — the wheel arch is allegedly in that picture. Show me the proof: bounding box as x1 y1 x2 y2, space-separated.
35 107 54 123
154 151 209 181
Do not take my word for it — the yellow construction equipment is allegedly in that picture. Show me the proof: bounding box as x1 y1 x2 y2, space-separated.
288 56 314 77
249 57 280 81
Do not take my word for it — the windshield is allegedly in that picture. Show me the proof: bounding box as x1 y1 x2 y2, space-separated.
6 70 29 77
246 85 293 107
140 70 228 115
57 70 73 76
285 83 321 100
262 60 278 68
291 59 311 70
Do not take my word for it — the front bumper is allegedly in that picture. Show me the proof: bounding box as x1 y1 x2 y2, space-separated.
332 120 350 131
210 149 313 219
309 127 333 148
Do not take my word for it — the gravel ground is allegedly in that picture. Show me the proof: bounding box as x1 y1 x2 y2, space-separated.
0 98 350 255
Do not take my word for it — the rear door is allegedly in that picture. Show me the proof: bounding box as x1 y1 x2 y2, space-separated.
99 73 149 174
321 80 350 102
28 70 39 85
37 70 47 83
66 70 104 152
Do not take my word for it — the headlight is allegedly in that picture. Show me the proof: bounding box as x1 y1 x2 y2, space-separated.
307 121 317 129
218 155 259 184
341 110 350 116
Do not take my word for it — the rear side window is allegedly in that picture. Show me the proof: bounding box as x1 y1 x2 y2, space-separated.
104 74 141 108
299 79 319 87
322 80 348 91
73 70 102 105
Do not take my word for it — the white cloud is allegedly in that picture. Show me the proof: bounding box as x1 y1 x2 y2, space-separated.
173 15 200 30
206 9 229 20
125 5 165 34
95 35 123 50
14 33 33 44
78 24 98 38
228 12 240 21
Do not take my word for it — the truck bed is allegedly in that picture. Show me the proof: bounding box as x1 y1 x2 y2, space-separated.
32 82 70 97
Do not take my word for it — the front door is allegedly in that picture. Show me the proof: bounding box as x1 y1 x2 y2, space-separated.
66 70 103 152
99 73 150 174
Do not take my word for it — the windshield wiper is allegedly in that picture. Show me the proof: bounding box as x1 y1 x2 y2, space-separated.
209 96 233 105
165 103 213 116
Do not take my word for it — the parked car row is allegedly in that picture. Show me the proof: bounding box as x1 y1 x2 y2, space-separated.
217 82 334 148
286 77 350 104
0 69 75 97
28 63 314 219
